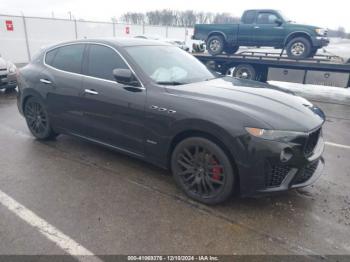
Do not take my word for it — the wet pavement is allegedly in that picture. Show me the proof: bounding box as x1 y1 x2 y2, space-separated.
0 88 349 256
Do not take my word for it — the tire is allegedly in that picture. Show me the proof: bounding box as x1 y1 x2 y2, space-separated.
207 35 225 56
4 86 17 93
224 45 239 55
24 97 58 140
171 137 235 205
286 37 312 59
309 48 318 58
232 64 256 80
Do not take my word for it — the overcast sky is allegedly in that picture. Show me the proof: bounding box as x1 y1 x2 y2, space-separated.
2 0 349 31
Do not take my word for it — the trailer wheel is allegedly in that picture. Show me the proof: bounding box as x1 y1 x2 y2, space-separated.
207 35 225 56
232 64 256 80
286 37 312 59
224 45 239 55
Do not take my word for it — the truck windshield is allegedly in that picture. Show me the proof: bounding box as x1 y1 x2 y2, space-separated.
125 45 216 85
278 11 292 23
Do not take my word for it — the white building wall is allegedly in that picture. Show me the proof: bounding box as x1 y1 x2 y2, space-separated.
0 14 194 64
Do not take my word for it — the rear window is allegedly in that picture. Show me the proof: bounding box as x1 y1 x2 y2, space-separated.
45 49 58 66
45 44 85 74
242 11 256 24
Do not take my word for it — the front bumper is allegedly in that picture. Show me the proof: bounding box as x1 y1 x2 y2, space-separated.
312 36 330 47
237 128 325 196
0 71 17 89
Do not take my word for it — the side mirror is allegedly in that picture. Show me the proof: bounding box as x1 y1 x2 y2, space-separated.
275 18 283 26
113 68 140 87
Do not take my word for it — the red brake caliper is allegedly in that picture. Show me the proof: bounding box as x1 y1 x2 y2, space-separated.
211 159 222 181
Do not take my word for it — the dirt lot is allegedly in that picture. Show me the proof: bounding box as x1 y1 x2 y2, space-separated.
0 89 349 257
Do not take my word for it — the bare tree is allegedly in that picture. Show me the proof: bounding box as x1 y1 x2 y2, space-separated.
120 9 239 27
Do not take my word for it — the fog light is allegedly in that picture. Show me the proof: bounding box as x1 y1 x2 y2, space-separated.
280 148 293 163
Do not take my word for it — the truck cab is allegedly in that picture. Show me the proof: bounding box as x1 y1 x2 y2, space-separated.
193 9 329 59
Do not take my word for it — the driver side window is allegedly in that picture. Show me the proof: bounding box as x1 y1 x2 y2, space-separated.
256 13 279 24
86 44 128 81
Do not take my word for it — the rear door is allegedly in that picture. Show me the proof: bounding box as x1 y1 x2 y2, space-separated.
41 44 86 132
253 12 286 46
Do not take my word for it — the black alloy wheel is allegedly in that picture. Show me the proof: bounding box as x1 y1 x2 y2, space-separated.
24 97 58 140
171 137 235 204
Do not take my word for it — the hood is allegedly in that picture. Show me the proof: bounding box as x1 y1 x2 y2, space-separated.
287 23 323 33
0 57 7 70
166 77 325 132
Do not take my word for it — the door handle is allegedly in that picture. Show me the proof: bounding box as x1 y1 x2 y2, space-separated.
254 26 260 29
84 89 99 95
40 78 52 84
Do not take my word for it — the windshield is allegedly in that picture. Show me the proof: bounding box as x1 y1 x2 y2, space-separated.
278 11 293 23
125 45 216 85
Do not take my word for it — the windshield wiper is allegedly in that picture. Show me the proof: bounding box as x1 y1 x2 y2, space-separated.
156 81 187 86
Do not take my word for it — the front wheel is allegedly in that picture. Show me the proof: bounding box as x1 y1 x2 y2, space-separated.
309 48 318 58
224 45 239 55
286 37 312 59
171 137 235 205
24 97 58 140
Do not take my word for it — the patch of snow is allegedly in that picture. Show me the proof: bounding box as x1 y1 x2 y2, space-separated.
269 81 350 104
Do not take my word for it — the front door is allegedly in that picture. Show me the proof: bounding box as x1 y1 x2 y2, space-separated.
79 44 146 156
253 12 286 47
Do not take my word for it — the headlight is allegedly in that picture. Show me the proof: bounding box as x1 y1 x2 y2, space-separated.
315 28 327 36
8 63 16 74
245 127 306 142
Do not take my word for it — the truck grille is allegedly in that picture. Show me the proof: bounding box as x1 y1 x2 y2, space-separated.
293 161 319 185
266 165 292 188
304 128 321 155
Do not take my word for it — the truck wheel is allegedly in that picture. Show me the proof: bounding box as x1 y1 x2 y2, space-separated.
224 45 239 55
207 35 225 56
286 37 311 59
309 48 318 58
232 64 256 80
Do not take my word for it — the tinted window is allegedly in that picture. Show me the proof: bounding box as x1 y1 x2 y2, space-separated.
87 44 128 81
242 11 255 24
45 48 58 66
256 13 279 24
51 44 85 74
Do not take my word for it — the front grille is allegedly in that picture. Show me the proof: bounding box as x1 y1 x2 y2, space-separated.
266 165 292 188
0 68 7 71
304 128 321 155
293 161 319 184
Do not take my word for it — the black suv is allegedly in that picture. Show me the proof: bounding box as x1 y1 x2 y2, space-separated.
17 38 325 204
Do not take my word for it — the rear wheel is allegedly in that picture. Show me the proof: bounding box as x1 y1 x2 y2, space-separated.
232 64 256 80
207 35 225 56
171 137 235 205
224 45 239 55
286 37 312 59
24 97 58 140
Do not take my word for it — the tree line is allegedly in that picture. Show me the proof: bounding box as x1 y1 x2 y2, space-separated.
120 10 239 27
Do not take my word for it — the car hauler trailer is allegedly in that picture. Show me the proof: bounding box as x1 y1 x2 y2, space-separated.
192 51 350 88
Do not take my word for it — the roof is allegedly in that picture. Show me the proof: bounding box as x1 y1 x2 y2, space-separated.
48 37 171 50
244 9 279 13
